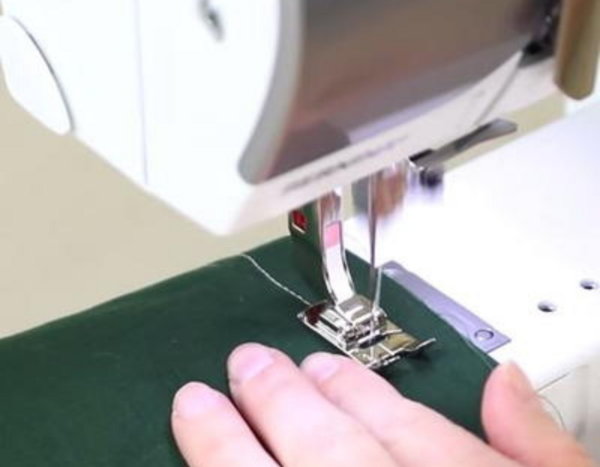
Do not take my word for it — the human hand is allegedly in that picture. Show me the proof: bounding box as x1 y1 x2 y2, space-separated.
171 343 596 467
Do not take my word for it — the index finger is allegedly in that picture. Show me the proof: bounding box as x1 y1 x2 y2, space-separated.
172 382 280 467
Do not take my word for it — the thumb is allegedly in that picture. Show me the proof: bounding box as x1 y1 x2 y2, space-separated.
482 362 596 467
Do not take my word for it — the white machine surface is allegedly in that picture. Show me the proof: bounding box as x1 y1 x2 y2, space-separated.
347 104 600 387
345 104 600 447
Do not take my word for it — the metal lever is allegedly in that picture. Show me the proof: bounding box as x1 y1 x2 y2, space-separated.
289 189 435 370
555 0 600 99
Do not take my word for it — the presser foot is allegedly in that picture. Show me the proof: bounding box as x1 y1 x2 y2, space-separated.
299 295 436 370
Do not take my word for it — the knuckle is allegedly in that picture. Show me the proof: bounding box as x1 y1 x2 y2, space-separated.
244 363 300 403
287 424 376 467
390 399 431 427
315 358 364 399
377 400 436 443
204 433 250 464
197 419 255 463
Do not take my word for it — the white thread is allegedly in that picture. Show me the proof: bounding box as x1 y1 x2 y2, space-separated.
241 254 500 376
240 254 311 306
540 394 567 431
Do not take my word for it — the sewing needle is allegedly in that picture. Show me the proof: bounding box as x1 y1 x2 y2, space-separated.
367 173 383 314
367 173 383 363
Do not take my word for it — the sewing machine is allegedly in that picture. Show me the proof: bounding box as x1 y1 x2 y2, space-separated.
1 0 600 444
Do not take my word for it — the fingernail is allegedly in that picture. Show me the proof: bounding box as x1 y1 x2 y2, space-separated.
173 382 221 419
228 343 274 384
504 362 537 402
302 353 341 383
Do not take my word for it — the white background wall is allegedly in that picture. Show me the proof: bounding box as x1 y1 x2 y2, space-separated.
0 76 285 338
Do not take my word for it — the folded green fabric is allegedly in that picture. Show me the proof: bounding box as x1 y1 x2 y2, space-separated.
0 238 495 467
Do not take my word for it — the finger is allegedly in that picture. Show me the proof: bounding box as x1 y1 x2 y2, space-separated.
302 353 515 467
482 363 596 467
227 343 396 467
172 382 279 467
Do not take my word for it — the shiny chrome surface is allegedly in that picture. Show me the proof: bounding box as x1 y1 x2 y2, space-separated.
241 0 547 182
289 190 355 304
289 190 435 369
384 262 511 353
299 299 436 370
366 165 411 311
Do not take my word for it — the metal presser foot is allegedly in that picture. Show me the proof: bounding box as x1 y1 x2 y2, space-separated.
289 171 436 370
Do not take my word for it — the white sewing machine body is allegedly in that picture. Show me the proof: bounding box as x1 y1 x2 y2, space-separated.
0 0 560 234
1 0 600 446
347 104 600 385
346 104 600 443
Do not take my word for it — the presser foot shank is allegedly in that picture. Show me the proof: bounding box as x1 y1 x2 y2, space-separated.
290 186 436 370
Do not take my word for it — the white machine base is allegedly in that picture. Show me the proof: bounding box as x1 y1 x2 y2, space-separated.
347 104 600 446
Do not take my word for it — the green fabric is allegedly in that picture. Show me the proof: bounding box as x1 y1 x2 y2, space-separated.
0 238 495 467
